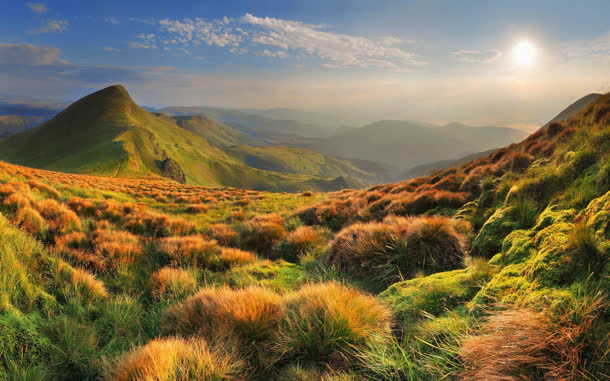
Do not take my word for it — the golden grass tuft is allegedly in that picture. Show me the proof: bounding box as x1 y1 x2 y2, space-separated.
13 206 46 235
92 229 142 265
70 267 109 301
240 218 286 255
163 286 283 344
149 267 198 299
218 248 256 268
207 223 239 247
158 236 220 267
37 199 82 234
106 337 244 381
276 282 392 366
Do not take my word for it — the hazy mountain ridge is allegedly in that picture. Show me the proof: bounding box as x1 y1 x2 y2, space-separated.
304 119 529 171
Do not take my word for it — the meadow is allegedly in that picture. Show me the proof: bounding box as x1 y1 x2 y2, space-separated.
0 93 608 380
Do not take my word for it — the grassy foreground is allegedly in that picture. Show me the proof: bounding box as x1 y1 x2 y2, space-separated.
0 94 608 380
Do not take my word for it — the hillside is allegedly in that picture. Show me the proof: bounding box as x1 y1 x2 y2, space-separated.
0 92 607 379
306 120 528 170
226 144 389 184
0 86 363 192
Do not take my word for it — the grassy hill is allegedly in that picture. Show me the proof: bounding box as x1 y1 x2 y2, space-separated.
0 92 607 379
0 86 364 192
226 144 389 184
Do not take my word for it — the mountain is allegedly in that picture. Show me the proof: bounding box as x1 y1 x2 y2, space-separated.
305 120 528 171
0 85 363 192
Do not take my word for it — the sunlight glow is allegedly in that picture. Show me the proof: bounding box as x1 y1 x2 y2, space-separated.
512 40 537 68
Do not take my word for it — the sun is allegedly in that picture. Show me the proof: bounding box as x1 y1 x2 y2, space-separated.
512 40 537 68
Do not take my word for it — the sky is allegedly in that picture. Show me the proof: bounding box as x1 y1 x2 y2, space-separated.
1 0 609 128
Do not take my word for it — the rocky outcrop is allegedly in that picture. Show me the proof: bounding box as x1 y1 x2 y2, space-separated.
157 158 186 184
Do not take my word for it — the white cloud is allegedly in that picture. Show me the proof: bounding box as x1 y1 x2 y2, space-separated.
256 49 288 58
129 41 157 49
102 47 120 52
562 31 610 61
159 18 243 48
129 17 156 25
0 43 65 65
104 16 119 24
241 13 423 68
144 14 421 69
28 19 69 34
451 49 502 63
129 33 158 49
26 2 47 13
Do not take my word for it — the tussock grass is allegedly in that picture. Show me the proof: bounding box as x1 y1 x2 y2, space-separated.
275 282 391 367
105 337 244 380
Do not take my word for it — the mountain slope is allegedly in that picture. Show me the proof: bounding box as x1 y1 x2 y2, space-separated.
0 85 362 192
226 144 387 184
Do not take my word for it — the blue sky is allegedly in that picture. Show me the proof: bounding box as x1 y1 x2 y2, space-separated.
1 0 609 127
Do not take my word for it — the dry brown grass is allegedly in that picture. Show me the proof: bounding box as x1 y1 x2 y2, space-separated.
326 215 467 283
207 223 239 247
276 282 392 366
149 267 198 299
70 267 109 301
218 248 256 268
37 199 82 234
92 229 142 265
185 204 209 214
14 206 46 235
106 337 244 381
158 236 220 267
162 286 283 344
240 219 286 256
273 226 325 262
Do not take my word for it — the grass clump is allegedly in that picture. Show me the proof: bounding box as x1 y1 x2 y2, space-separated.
326 216 468 289
216 248 256 269
275 282 391 368
157 236 220 267
149 267 198 300
240 219 287 256
162 286 283 345
105 337 244 381
14 206 46 236
273 226 326 263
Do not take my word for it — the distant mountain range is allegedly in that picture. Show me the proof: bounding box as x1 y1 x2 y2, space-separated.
301 120 528 172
